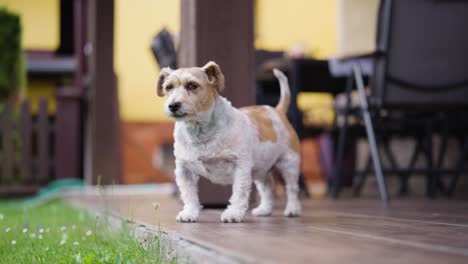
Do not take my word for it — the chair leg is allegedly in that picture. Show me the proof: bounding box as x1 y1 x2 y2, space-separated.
381 139 409 196
331 123 347 198
353 63 389 207
331 75 353 198
382 139 402 189
400 138 423 196
353 155 372 197
299 173 310 198
423 124 437 199
448 136 468 196
436 133 448 194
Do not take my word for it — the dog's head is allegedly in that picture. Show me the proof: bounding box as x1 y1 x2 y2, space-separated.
157 61 225 120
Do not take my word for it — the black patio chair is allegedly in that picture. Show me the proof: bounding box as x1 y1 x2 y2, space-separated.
332 0 468 206
151 28 177 70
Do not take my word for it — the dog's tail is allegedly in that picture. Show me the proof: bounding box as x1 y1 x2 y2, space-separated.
273 68 291 114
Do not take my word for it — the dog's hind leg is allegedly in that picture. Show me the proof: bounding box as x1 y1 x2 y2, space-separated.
276 152 302 217
251 176 274 217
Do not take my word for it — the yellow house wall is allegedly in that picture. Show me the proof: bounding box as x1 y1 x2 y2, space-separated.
116 0 338 122
2 0 338 121
0 0 59 50
114 0 180 122
255 0 337 58
26 81 57 114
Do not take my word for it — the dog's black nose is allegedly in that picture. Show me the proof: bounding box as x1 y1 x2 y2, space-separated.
168 102 181 112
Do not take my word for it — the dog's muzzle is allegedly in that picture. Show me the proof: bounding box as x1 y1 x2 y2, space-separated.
168 102 181 113
168 102 187 118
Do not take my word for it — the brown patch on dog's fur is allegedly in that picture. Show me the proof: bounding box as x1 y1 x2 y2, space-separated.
203 61 225 93
277 111 300 153
157 67 173 97
241 106 277 143
180 68 217 112
159 66 219 114
196 85 216 112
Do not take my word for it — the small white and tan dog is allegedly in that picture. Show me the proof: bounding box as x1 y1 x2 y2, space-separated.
157 61 302 223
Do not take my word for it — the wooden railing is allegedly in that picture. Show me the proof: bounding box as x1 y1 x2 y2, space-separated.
0 98 55 197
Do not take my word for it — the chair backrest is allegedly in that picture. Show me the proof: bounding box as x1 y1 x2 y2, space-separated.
151 28 177 69
372 0 468 109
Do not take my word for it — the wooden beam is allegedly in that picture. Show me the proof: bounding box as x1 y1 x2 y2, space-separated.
54 0 86 182
1 99 14 184
37 98 50 183
179 0 255 206
86 0 121 185
179 0 255 107
55 89 82 180
74 0 86 92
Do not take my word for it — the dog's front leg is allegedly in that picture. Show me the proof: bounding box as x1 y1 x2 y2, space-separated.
221 166 252 223
175 163 201 222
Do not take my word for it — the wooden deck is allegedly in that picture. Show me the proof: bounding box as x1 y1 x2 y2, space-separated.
67 191 468 264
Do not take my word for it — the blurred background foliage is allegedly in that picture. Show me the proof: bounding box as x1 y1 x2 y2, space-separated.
0 7 25 110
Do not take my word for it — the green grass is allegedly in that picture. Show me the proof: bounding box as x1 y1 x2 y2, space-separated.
0 200 177 264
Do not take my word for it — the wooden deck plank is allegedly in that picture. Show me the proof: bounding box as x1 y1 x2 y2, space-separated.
67 194 468 264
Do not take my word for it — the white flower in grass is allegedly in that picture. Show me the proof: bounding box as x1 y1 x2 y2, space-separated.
39 228 44 233
60 239 66 246
152 202 160 210
0 213 4 220
38 234 43 239
11 240 16 245
72 225 77 230
22 228 28 233
60 226 67 231
5 227 11 233
86 230 92 236
73 241 79 246
74 254 82 263
30 233 36 238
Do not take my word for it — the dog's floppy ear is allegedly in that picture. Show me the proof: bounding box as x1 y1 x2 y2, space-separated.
157 67 173 97
202 61 225 93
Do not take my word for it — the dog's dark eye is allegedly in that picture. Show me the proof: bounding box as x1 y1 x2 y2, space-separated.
166 85 174 91
186 82 198 91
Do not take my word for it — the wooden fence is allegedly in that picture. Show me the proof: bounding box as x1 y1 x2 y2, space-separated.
0 98 55 197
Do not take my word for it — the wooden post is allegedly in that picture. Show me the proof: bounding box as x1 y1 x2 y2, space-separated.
37 98 50 183
86 0 121 185
179 0 255 206
179 0 255 107
1 99 14 184
55 89 82 180
74 0 86 91
54 0 86 182
20 101 32 182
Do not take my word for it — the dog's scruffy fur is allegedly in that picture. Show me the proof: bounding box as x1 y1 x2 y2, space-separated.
157 61 302 223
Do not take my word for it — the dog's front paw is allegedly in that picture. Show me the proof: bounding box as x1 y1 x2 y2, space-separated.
176 208 199 223
283 202 302 217
221 207 245 223
251 206 272 217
